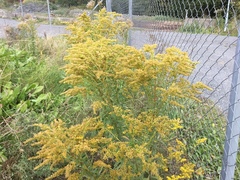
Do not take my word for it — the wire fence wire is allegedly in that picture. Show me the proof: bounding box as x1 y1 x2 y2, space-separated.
110 0 240 179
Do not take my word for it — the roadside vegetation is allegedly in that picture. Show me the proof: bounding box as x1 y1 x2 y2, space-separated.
0 7 230 179
0 0 239 36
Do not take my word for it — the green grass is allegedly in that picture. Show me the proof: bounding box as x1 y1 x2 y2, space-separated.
52 8 71 17
154 96 227 179
134 15 182 22
181 100 226 179
178 19 238 36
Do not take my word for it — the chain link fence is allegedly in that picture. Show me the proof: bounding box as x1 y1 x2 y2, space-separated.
108 0 240 179
0 0 239 179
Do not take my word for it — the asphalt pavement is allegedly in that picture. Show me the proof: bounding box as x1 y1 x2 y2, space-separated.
0 18 68 38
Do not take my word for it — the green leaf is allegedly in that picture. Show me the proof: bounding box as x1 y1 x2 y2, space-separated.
0 106 2 117
12 86 21 100
0 151 7 164
26 83 39 92
32 93 51 105
17 101 28 113
32 86 44 95
2 89 14 103
82 165 95 179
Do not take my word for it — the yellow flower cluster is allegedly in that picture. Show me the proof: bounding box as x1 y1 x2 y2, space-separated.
66 9 131 45
166 139 197 180
63 22 211 107
196 137 208 145
112 106 182 139
91 101 106 114
26 118 113 179
26 116 196 179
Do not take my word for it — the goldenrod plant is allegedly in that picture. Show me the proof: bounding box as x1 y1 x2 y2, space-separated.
26 9 211 179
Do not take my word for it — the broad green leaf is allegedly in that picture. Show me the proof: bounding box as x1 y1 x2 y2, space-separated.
32 93 51 105
32 86 44 95
0 152 7 163
17 101 28 113
12 86 21 100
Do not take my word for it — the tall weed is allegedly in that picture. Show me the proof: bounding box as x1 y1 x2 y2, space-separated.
26 9 212 179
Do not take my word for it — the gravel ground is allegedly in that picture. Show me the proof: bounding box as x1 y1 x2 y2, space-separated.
0 18 238 112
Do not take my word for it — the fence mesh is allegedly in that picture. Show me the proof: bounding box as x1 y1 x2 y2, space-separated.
111 0 240 179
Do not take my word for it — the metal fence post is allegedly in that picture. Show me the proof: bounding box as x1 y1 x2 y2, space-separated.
129 0 133 20
128 0 133 46
224 0 231 32
221 28 240 180
106 0 112 12
46 0 51 26
19 0 24 17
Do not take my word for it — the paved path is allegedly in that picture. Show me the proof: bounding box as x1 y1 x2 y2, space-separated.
1 18 238 112
0 18 68 38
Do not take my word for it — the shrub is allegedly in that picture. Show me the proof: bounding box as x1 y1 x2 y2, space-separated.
26 9 211 179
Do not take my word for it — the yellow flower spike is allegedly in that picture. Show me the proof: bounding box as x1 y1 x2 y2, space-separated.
180 158 187 163
179 163 195 178
169 100 185 108
93 160 111 169
106 125 114 130
68 173 79 180
143 44 157 57
65 162 76 178
193 82 212 91
176 139 186 150
91 101 105 115
195 167 204 176
196 137 208 145
171 119 183 130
